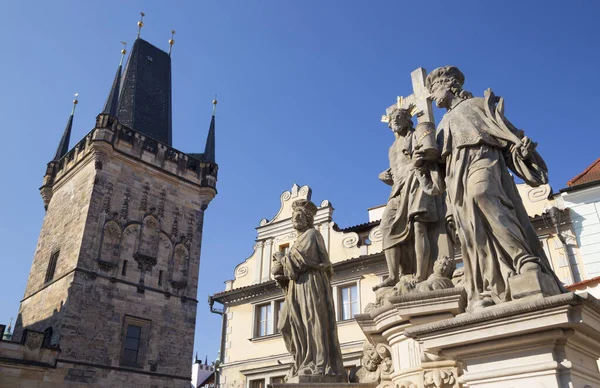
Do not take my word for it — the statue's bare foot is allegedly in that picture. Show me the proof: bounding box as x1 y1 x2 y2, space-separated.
373 277 397 291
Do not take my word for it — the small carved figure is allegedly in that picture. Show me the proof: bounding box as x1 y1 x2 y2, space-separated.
349 342 394 384
271 199 346 382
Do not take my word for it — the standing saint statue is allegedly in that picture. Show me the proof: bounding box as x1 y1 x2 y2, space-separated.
373 107 443 291
271 199 346 383
424 66 563 309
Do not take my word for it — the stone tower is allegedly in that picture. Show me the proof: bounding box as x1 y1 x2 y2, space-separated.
13 35 218 387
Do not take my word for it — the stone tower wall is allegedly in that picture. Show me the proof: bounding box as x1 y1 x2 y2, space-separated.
13 117 217 386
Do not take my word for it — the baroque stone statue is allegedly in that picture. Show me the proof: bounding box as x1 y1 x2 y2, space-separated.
423 66 564 309
271 199 346 383
373 107 443 291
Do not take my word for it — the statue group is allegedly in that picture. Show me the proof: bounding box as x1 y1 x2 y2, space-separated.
271 66 564 384
373 65 563 309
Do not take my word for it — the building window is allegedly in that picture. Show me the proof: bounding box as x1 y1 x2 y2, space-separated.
120 316 151 368
338 284 359 321
256 303 273 337
274 300 285 334
122 260 128 276
122 325 142 365
158 270 163 286
279 243 290 254
271 376 286 384
250 379 265 388
45 250 60 283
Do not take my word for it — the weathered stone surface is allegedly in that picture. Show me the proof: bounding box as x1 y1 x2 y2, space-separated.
272 199 346 382
424 66 563 309
10 114 217 387
404 292 600 387
508 269 561 300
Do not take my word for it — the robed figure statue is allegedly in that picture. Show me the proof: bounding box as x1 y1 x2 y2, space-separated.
423 66 563 310
271 199 346 383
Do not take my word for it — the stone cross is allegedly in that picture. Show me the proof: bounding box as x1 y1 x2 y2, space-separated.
382 67 434 124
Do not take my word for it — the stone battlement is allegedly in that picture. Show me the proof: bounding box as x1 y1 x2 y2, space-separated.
40 113 217 209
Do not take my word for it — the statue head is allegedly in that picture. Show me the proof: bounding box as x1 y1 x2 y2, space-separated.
426 66 473 109
387 107 414 136
361 343 382 372
291 199 318 231
433 256 456 279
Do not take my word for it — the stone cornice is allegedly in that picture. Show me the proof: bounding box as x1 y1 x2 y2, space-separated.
404 292 595 338
211 252 385 305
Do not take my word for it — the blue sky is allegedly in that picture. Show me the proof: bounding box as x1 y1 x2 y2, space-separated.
0 0 599 365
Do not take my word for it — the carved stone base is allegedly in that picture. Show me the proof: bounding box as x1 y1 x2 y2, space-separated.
508 270 561 300
355 288 467 388
405 292 600 388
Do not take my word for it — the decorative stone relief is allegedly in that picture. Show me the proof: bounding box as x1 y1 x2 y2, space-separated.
98 221 122 271
528 184 550 202
349 342 394 384
365 257 456 312
171 243 189 284
171 207 180 238
158 189 166 218
138 215 159 259
102 183 114 214
423 369 456 388
186 213 195 244
342 232 360 248
120 188 131 221
235 265 248 278
369 226 383 242
139 182 150 211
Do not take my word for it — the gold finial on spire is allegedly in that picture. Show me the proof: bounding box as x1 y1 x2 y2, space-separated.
137 12 145 38
71 93 79 115
212 95 218 115
168 30 175 56
119 41 127 66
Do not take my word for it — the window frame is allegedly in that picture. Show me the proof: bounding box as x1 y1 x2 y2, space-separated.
119 315 151 368
331 278 361 322
255 302 273 337
45 250 60 283
252 298 285 339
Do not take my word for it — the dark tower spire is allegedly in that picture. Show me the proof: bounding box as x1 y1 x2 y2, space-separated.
102 43 126 117
54 93 78 161
204 98 217 163
117 13 173 145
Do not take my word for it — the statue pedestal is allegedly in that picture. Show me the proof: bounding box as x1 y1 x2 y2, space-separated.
405 292 600 387
355 288 467 387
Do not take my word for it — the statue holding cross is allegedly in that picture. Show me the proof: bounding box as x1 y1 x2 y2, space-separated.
373 68 452 292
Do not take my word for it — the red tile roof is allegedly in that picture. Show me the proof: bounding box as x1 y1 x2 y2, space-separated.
567 157 600 187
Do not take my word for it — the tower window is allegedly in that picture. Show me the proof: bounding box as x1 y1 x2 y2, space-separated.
122 324 142 365
45 250 60 283
158 270 163 286
119 315 151 368
122 260 128 276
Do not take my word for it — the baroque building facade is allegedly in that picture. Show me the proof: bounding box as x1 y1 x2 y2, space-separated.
209 181 587 388
0 31 218 387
